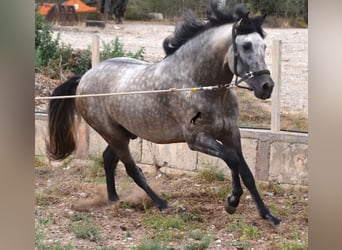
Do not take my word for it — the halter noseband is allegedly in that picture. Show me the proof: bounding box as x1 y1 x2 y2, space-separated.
229 22 270 90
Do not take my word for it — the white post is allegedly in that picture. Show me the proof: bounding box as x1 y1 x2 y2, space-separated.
92 34 100 67
271 40 282 132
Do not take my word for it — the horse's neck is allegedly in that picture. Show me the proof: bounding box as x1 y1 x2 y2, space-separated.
163 24 234 86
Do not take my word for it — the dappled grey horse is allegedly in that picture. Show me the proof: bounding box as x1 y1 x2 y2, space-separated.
48 1 280 225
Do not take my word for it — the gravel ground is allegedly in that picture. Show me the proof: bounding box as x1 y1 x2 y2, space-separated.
51 22 308 115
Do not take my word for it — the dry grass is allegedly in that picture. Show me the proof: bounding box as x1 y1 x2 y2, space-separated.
235 89 308 132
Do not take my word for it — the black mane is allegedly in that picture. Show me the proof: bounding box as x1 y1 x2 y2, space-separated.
163 0 266 56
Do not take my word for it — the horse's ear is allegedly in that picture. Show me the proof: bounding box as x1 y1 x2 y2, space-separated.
237 11 250 27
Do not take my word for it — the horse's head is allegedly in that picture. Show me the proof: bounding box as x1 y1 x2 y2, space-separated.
226 13 274 100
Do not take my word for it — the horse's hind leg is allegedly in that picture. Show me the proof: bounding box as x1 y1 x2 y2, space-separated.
103 145 120 201
109 138 168 210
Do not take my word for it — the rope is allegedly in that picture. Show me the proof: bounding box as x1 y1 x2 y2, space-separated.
34 84 229 101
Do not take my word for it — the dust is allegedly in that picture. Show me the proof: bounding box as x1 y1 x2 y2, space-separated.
71 185 108 211
71 179 161 211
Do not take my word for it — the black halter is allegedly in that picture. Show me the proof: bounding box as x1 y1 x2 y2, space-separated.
228 22 270 90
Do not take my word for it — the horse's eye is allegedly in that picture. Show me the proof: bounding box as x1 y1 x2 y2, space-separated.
242 42 252 51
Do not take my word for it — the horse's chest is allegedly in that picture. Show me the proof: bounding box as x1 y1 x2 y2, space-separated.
182 93 238 135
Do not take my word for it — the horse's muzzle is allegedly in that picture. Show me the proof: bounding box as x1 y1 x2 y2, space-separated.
253 78 274 100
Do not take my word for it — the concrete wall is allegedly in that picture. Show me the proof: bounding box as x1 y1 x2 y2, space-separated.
35 113 308 186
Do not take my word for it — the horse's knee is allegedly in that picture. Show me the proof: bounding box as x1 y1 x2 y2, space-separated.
103 146 117 169
223 151 240 169
124 162 146 182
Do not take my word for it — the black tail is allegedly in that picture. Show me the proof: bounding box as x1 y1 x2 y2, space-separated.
47 74 83 160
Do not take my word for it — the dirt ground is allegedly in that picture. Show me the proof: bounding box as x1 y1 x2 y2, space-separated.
35 158 308 250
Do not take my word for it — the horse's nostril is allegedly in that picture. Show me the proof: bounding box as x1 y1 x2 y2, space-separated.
262 82 272 91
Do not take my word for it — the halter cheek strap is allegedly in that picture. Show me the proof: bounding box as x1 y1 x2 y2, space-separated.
230 22 270 91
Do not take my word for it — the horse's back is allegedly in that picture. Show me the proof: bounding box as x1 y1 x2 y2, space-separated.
77 57 150 94
104 57 149 66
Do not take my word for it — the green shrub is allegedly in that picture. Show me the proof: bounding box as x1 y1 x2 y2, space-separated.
35 12 144 79
100 37 145 61
35 13 61 68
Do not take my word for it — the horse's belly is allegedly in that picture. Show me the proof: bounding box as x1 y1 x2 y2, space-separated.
111 97 184 143
116 111 185 144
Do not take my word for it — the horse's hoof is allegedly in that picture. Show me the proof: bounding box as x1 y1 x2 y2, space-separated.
265 213 281 226
224 201 237 214
108 195 119 202
157 200 168 211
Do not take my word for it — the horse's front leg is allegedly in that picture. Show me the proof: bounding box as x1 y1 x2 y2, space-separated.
185 131 244 214
221 130 280 225
186 131 280 225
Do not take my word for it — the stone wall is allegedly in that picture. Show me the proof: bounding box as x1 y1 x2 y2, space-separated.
35 113 308 186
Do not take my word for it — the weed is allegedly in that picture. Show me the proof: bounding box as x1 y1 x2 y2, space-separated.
198 167 225 182
119 200 133 209
226 222 263 241
161 191 173 200
89 154 105 179
39 213 56 225
144 215 185 230
277 225 308 250
70 212 92 222
184 231 212 250
70 220 101 241
143 213 190 242
125 229 132 238
35 225 74 250
266 181 284 196
226 223 242 233
35 192 50 206
35 156 46 168
179 213 204 223
216 184 232 200
241 224 262 240
35 226 45 248
277 240 307 250
132 239 173 250
270 203 290 217
231 240 250 249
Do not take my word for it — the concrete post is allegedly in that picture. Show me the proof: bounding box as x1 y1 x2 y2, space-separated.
271 40 282 132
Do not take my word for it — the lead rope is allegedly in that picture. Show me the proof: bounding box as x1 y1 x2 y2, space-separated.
34 85 233 101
